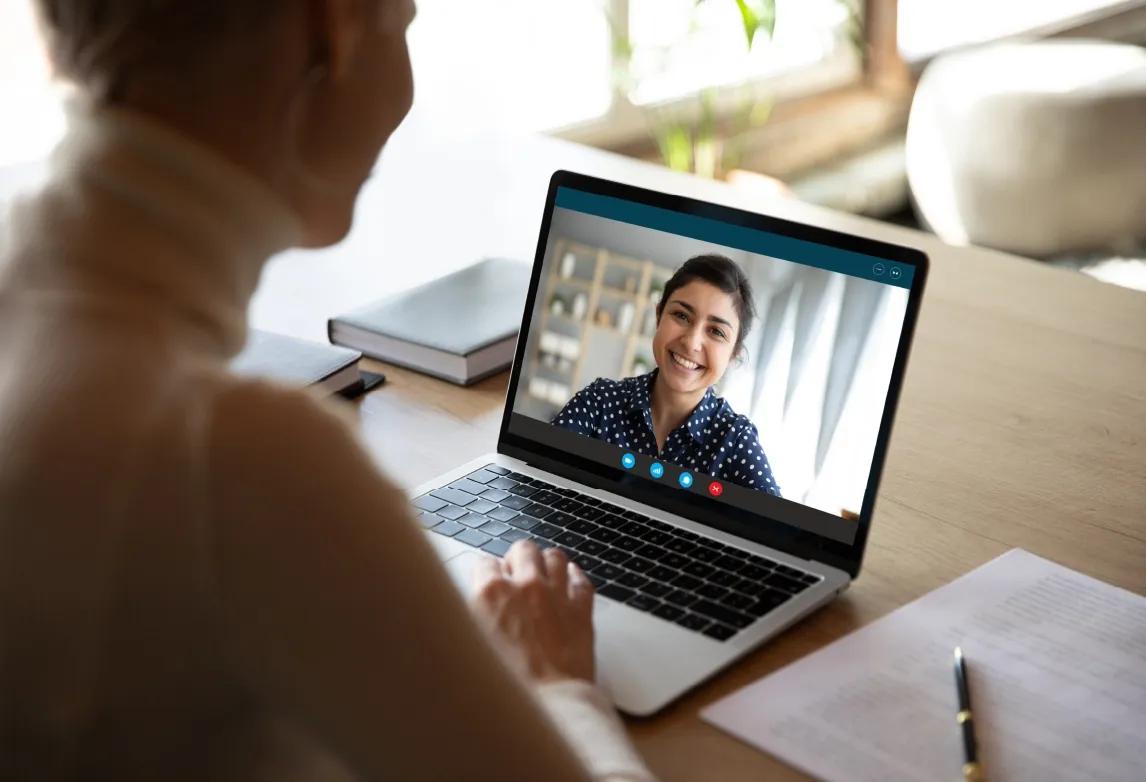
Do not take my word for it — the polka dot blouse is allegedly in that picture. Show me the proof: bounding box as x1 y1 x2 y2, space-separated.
551 371 782 497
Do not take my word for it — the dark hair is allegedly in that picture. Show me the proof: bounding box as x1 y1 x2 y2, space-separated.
655 254 756 356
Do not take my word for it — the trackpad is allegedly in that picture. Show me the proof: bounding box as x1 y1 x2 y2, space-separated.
443 551 489 596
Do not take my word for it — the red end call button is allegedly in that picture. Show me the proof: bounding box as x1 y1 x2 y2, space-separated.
708 481 724 497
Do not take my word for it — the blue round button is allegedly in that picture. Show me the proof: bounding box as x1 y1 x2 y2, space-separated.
649 462 664 479
621 452 636 469
678 471 693 488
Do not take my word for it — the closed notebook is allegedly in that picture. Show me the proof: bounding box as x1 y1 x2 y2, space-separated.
327 257 530 385
231 329 364 395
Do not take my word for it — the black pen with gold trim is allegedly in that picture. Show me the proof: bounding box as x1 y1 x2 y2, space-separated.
953 646 983 781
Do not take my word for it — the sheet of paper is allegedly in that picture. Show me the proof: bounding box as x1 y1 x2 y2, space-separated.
702 549 1146 781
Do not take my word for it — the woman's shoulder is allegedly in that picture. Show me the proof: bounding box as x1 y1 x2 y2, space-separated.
705 392 760 439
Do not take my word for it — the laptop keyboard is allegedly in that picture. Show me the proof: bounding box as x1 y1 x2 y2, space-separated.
413 464 822 642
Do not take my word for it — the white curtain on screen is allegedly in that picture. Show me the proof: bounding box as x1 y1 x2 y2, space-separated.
719 264 905 516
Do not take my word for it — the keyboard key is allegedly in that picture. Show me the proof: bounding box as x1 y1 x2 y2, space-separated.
578 507 605 522
457 513 490 529
600 503 626 515
675 613 711 632
636 544 668 561
763 572 810 594
747 554 779 569
691 600 754 629
547 511 575 527
487 506 520 523
745 590 791 616
708 571 741 588
437 505 468 521
484 464 510 475
682 561 715 579
664 538 697 555
567 519 598 536
578 540 609 557
721 546 749 560
500 528 532 544
413 494 448 513
662 553 690 570
714 555 746 572
698 583 728 600
702 623 737 641
508 484 540 498
732 578 767 597
487 477 517 491
482 538 512 557
477 520 511 537
653 604 685 622
599 584 635 603
587 526 620 544
577 495 602 507
626 594 660 612
620 509 645 521
506 471 531 482
738 564 771 581
642 530 673 546
596 513 625 529
532 522 563 539
522 503 554 519
613 535 642 552
598 548 631 565
617 572 649 589
455 528 492 548
532 490 562 505
721 592 756 611
664 589 699 607
500 496 531 511
554 531 585 547
648 565 677 582
676 529 700 541
430 487 478 507
800 573 820 585
641 581 672 598
466 498 498 515
670 574 703 591
430 519 465 537
553 497 584 513
594 563 627 581
619 520 649 536
776 565 805 579
625 557 655 573
506 514 538 530
569 554 601 573
465 469 500 484
416 512 443 529
448 478 488 495
645 519 672 532
479 488 510 503
586 572 608 589
690 546 721 563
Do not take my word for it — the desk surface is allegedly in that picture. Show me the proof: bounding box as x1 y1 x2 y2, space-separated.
315 113 1145 782
4 111 1144 781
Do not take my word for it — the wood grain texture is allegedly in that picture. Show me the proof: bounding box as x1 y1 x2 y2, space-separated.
349 234 1146 782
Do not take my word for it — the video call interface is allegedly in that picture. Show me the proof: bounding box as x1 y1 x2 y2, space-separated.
509 187 916 546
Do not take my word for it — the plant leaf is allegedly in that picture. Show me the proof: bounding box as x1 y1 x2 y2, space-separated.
734 0 776 49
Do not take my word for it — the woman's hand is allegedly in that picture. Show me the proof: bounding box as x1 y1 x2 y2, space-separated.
469 541 596 684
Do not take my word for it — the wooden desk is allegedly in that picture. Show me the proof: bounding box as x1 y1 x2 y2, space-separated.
290 116 1146 782
3 110 1143 781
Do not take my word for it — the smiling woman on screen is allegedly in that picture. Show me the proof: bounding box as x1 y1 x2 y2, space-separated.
0 2 655 780
553 254 781 497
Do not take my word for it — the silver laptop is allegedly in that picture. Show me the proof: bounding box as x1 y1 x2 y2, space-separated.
410 171 928 716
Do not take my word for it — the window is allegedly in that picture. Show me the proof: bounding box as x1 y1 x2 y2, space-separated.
0 0 64 167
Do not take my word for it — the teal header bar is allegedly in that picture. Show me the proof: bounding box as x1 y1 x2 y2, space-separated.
555 187 915 289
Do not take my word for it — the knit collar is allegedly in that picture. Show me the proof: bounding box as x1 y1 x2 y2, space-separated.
41 100 301 357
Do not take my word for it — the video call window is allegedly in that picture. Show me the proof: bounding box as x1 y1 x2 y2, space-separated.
512 198 910 523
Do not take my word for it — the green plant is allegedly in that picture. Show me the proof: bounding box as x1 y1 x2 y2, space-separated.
608 0 863 178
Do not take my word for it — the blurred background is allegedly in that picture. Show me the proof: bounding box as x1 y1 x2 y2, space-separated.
513 207 908 516
4 0 1144 288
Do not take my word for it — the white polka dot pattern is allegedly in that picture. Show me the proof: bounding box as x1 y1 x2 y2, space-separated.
551 371 782 497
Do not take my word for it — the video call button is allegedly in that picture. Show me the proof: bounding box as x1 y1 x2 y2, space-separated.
708 480 724 497
872 262 886 276
621 452 636 469
678 472 694 489
649 462 665 479
889 266 902 280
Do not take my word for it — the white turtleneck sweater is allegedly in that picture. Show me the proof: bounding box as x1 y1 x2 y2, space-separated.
0 105 654 782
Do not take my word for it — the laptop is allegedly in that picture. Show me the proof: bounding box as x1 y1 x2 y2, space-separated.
410 170 928 716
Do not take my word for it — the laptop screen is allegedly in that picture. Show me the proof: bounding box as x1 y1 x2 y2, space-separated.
501 173 926 573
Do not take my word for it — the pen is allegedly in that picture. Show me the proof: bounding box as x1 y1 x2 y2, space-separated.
953 646 983 781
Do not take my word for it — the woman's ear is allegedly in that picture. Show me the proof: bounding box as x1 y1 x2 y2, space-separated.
307 0 365 82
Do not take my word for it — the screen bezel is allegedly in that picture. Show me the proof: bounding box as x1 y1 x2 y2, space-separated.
497 170 928 579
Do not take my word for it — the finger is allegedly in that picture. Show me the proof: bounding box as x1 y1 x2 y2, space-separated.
470 554 504 592
505 539 545 583
567 562 595 617
543 547 569 594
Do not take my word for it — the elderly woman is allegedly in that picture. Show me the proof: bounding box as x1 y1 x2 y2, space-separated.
0 2 653 780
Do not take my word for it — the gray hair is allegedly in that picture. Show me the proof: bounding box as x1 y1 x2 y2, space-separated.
33 1 280 99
